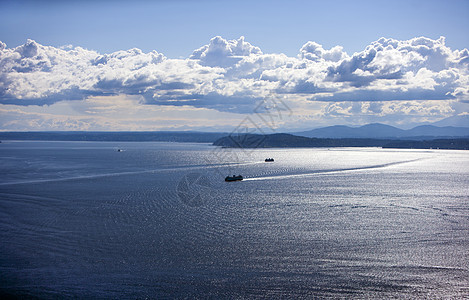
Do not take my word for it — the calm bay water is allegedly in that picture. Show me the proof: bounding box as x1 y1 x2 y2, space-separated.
0 141 468 298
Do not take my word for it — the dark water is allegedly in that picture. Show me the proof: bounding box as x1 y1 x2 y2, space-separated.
1 141 468 298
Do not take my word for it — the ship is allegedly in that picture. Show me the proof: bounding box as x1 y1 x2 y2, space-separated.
225 175 243 182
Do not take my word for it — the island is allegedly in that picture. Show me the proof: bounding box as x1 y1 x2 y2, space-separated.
213 133 469 150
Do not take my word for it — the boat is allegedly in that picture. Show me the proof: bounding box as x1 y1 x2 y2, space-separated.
225 175 243 182
265 158 274 162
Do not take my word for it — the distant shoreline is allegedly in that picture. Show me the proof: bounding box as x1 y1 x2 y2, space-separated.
1 131 469 150
0 131 227 143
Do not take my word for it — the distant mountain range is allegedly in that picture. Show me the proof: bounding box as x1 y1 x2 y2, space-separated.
294 123 469 139
1 122 468 143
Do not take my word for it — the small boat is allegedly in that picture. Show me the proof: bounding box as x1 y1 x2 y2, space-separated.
225 175 243 182
265 158 274 162
117 149 123 152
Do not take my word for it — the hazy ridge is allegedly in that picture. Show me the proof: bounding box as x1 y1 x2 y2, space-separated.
295 123 469 139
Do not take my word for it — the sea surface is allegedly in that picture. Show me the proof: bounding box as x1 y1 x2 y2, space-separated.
0 141 468 298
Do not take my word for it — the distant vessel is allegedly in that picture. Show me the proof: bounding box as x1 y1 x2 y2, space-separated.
117 149 123 152
265 158 274 162
225 175 243 182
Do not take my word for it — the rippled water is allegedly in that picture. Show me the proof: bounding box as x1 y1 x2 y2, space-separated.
1 141 468 298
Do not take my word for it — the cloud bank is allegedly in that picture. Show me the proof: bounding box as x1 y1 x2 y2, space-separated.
0 36 468 130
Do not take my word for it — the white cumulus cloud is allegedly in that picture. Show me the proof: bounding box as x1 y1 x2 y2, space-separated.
0 35 468 130
190 36 262 67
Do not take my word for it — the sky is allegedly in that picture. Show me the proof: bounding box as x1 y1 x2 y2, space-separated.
0 0 468 131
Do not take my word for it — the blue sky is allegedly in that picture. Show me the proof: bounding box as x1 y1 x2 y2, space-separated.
1 0 468 57
0 0 468 131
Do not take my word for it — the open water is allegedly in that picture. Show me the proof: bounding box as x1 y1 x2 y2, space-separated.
0 141 468 298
